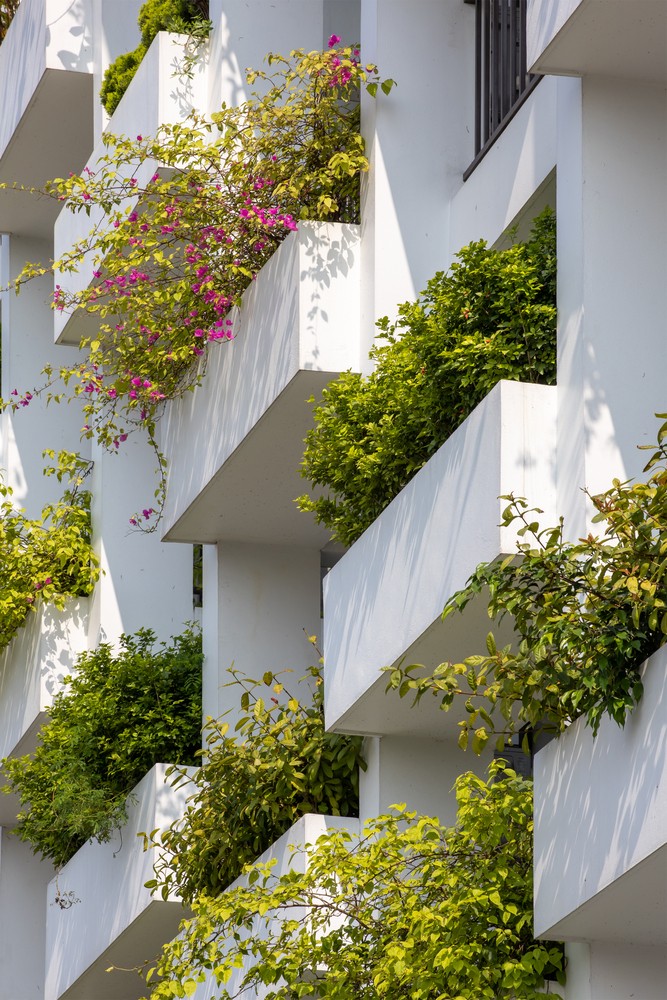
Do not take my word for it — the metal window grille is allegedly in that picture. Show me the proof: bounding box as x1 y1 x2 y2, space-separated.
473 0 535 157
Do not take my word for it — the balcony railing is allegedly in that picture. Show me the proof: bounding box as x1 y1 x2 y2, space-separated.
465 0 539 177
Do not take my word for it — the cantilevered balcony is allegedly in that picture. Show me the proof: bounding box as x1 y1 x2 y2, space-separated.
323 379 557 737
0 599 89 827
54 30 208 345
534 644 667 944
527 0 667 83
186 814 361 1000
44 763 194 1000
0 0 94 238
160 221 361 546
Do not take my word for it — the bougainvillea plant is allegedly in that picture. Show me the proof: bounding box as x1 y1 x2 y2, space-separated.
0 450 98 650
2 40 393 527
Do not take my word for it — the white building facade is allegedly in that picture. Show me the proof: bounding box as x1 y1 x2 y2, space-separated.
0 1 665 998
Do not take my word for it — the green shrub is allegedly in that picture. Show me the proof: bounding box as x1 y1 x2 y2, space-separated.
2 628 202 867
147 659 365 903
389 418 667 747
146 763 564 999
0 451 98 651
298 209 557 546
100 0 210 115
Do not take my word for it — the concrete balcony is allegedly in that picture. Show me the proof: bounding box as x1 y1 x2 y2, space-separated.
54 30 208 345
0 599 89 828
44 762 193 1000
0 598 89 762
534 645 667 945
160 222 361 546
527 0 667 83
187 813 360 1000
323 380 558 737
0 0 94 238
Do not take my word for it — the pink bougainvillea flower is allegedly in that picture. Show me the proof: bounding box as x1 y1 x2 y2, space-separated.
328 34 341 47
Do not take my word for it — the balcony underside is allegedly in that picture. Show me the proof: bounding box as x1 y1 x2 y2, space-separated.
528 0 667 83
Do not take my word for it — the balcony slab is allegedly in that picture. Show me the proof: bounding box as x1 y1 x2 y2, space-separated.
160 221 361 546
44 762 193 1000
0 0 94 238
534 644 667 944
527 0 667 84
323 379 558 738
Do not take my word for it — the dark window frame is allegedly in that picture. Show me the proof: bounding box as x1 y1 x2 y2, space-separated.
464 0 541 180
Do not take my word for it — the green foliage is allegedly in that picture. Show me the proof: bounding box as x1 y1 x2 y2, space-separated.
389 419 667 749
145 763 564 999
100 0 211 115
6 45 391 528
2 628 202 867
0 451 98 650
298 209 557 546
146 658 364 904
0 1 20 45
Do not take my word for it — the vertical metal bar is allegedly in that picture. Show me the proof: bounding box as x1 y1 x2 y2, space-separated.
500 0 509 122
483 0 491 148
474 0 482 154
520 0 528 91
509 0 523 104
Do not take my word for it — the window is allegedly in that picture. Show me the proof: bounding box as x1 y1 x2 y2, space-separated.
465 0 539 177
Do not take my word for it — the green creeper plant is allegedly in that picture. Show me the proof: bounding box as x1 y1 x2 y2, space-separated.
298 209 556 546
144 763 564 999
0 450 98 650
2 627 202 867
388 417 667 752
4 42 392 529
145 655 365 904
100 0 211 115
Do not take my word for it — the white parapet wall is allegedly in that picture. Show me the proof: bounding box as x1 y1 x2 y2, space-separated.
0 598 89 766
0 0 94 237
180 813 361 1000
160 221 362 546
324 379 558 737
534 644 667 945
44 762 195 1000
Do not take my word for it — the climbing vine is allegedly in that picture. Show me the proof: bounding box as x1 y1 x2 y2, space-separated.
2 40 392 527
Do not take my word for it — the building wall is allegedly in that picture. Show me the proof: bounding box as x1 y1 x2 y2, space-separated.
0 0 664 996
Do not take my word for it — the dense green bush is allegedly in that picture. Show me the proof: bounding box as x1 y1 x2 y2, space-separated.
2 628 202 867
100 0 210 115
298 209 557 545
147 659 365 903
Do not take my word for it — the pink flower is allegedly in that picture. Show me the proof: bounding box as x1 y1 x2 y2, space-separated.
136 135 143 142
328 34 341 47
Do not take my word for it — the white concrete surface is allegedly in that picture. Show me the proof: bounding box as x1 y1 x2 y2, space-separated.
160 222 361 546
534 645 667 944
44 763 194 1000
324 380 558 737
0 598 89 765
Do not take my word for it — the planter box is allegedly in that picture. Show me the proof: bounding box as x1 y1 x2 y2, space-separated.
160 221 361 547
44 762 194 1000
534 644 667 944
54 30 209 345
527 0 667 83
323 380 557 738
0 0 94 238
181 814 360 1000
0 599 89 828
